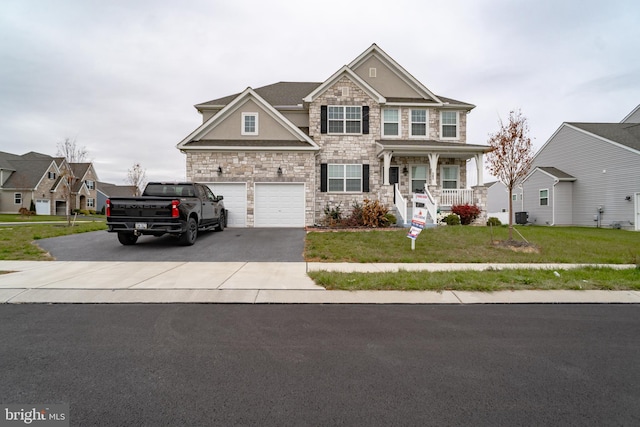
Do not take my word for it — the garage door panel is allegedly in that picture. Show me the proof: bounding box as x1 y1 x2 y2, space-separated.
255 184 304 228
206 183 246 227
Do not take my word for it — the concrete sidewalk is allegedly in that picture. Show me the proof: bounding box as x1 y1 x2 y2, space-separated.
0 261 638 304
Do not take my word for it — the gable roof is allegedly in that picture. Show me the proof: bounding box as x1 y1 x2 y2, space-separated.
565 122 640 153
621 104 640 123
178 87 319 151
302 65 386 104
98 182 138 197
2 159 57 189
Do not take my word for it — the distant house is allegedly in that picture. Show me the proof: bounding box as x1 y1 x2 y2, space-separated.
96 182 138 213
521 105 640 230
0 151 100 215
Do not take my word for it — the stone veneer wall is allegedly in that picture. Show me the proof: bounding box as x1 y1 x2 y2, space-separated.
308 77 395 223
186 151 316 226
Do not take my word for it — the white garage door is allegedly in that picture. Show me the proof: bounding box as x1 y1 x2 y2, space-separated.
255 183 305 228
206 183 247 227
35 199 50 215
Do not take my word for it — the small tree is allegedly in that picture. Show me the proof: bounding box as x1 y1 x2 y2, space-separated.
486 109 533 240
126 162 147 196
56 138 88 225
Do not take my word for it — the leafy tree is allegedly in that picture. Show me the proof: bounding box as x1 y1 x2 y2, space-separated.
126 163 147 196
486 109 533 240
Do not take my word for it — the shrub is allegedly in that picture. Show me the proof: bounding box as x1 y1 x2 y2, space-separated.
384 212 397 226
487 217 502 226
100 206 106 215
444 213 461 225
362 199 390 227
322 203 343 226
452 204 481 225
342 201 364 227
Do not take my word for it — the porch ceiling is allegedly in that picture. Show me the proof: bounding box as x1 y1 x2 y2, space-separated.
376 140 490 160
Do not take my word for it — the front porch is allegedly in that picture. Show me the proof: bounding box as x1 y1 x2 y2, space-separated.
376 140 490 226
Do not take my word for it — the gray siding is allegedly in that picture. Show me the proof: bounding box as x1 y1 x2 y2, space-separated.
532 125 640 229
486 182 508 213
553 181 573 225
522 170 554 225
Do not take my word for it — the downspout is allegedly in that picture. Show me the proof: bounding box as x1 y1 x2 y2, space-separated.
551 179 559 226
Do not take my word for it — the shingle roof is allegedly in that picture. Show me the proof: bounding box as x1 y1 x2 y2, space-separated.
567 122 640 152
3 159 54 188
537 167 576 180
98 182 138 197
198 82 322 107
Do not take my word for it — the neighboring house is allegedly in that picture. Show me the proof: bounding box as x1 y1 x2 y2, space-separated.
485 180 525 225
96 182 138 213
177 44 489 227
0 151 100 215
521 104 640 230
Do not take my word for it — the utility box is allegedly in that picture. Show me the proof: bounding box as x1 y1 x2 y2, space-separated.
515 211 528 225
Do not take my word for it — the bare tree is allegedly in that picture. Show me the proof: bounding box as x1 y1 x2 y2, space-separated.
486 109 534 240
56 138 88 225
126 163 147 196
56 137 88 163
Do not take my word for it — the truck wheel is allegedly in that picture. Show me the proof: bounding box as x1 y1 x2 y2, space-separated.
179 217 198 245
117 232 138 245
214 211 225 232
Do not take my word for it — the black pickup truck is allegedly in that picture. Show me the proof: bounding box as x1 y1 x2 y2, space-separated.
106 182 226 246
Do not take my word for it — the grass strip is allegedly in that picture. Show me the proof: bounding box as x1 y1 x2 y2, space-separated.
308 267 640 291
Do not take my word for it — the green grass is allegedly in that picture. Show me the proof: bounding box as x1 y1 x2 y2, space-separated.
309 267 640 291
305 226 640 264
0 214 105 222
0 221 107 260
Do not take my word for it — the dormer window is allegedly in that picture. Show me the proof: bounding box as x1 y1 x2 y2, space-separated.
86 180 95 190
48 171 56 179
242 112 259 135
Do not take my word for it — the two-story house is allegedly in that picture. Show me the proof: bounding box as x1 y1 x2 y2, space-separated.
177 44 489 227
0 151 100 215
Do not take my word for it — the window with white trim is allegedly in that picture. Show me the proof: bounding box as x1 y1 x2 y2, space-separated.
48 171 56 179
410 109 427 136
539 189 549 206
328 164 362 192
87 198 95 208
328 106 361 134
440 111 458 139
242 113 258 135
441 165 459 189
411 165 428 193
14 193 22 205
382 108 400 137
86 180 95 190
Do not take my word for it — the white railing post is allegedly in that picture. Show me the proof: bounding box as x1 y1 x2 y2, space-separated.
394 184 408 226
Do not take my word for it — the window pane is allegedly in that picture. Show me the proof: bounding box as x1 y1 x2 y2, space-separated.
328 179 344 192
328 121 343 133
412 166 427 180
442 181 457 189
442 125 456 138
345 106 361 120
442 166 456 180
411 110 426 122
345 179 361 192
384 109 398 122
328 107 343 120
384 123 399 136
244 116 255 132
345 121 360 133
328 165 344 178
442 111 457 124
345 165 362 178
412 123 426 136
411 180 426 193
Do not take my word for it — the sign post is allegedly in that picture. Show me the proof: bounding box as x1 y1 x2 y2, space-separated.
407 208 427 250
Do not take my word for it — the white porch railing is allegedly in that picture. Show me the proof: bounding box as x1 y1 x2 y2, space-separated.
440 189 474 206
394 184 407 225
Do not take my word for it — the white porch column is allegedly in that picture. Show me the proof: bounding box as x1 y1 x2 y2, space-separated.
427 153 439 186
474 153 484 186
383 152 393 185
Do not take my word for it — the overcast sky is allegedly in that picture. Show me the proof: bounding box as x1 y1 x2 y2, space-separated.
1 0 639 185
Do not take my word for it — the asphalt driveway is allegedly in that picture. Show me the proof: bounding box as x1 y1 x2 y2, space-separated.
36 228 307 262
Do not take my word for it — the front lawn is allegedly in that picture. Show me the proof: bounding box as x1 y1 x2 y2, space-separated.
305 226 640 264
0 221 107 260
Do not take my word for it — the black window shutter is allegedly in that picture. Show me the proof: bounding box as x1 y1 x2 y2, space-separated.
320 106 327 134
362 164 370 192
320 163 327 192
362 106 369 134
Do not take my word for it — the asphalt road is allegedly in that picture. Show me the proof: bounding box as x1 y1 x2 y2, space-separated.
1 304 639 426
36 228 307 262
